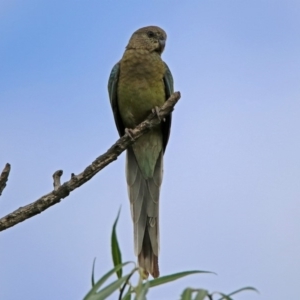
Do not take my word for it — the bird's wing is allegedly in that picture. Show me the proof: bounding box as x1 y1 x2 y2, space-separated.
108 62 125 137
162 62 174 152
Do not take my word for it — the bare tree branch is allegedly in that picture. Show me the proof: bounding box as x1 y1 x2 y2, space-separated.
0 92 181 232
0 163 11 197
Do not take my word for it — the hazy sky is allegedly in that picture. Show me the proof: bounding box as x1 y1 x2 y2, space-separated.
1 1 300 299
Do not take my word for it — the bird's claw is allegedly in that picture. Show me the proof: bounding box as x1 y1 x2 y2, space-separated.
152 106 162 121
125 128 135 141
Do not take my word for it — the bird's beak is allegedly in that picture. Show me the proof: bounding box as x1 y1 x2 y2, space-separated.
158 39 166 53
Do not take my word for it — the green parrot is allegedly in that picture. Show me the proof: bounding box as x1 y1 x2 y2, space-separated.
108 26 174 278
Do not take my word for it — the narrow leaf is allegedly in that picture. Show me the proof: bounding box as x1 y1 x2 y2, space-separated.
147 270 214 288
135 281 150 300
91 258 96 287
215 293 233 300
90 274 130 300
119 267 138 300
181 288 193 300
111 207 122 278
216 286 258 300
194 289 208 300
122 286 132 300
83 262 132 300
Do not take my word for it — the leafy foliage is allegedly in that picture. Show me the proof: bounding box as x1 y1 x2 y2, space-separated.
84 212 258 299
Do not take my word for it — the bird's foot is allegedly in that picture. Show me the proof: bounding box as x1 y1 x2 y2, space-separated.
152 106 164 122
125 128 135 141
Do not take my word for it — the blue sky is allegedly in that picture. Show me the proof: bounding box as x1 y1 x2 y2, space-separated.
1 1 300 299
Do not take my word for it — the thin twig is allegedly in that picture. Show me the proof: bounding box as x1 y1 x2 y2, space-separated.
53 170 63 191
0 92 181 232
0 163 11 197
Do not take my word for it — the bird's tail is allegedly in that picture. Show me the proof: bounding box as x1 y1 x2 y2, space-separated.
126 147 162 278
138 224 159 278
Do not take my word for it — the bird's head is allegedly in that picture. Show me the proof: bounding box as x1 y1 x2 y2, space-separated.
126 26 167 55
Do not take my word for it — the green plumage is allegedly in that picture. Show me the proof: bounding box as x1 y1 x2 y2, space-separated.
118 49 165 178
108 26 174 278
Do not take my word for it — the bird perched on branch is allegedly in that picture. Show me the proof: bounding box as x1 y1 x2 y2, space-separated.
108 26 174 278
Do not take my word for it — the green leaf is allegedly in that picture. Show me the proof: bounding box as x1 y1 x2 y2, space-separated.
119 267 139 300
83 262 132 300
147 270 214 288
216 286 259 300
111 207 122 279
215 293 233 300
194 289 208 300
122 287 132 300
89 274 130 300
181 288 193 300
91 258 96 287
135 281 150 300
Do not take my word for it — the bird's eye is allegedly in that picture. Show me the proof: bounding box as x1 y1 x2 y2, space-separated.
147 31 155 38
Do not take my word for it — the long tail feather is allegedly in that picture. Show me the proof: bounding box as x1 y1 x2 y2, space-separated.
138 227 159 278
126 147 163 278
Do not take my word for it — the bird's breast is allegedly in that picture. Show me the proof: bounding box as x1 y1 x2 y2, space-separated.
117 49 166 128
